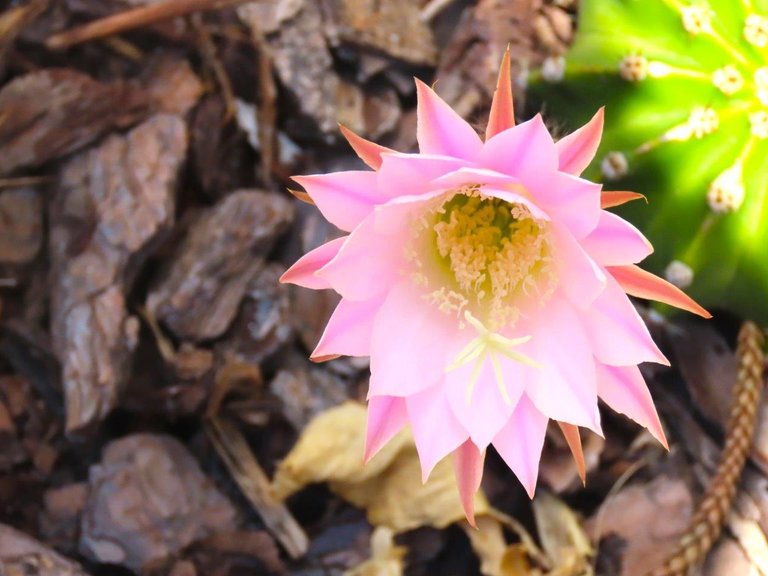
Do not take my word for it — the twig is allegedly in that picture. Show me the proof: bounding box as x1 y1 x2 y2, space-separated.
46 0 251 50
205 417 309 559
0 176 52 189
646 321 766 576
420 0 457 22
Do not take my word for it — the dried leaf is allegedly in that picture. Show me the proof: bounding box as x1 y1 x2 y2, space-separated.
532 491 592 576
344 526 406 576
273 402 489 532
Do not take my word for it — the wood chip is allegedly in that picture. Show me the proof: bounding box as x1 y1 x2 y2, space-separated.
147 190 293 342
49 114 188 433
0 187 43 265
0 69 147 176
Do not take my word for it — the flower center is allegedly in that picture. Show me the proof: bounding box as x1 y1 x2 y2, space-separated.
409 187 556 330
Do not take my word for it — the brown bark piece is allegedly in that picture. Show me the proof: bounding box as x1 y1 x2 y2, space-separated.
587 476 693 576
0 69 147 175
270 366 348 430
140 54 205 116
436 0 536 119
147 190 293 342
0 187 43 265
79 433 238 572
238 1 340 134
322 0 437 65
49 114 188 433
215 263 293 365
0 523 92 576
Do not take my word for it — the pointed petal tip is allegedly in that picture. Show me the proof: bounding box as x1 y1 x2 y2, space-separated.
485 47 516 140
338 123 391 170
309 353 341 363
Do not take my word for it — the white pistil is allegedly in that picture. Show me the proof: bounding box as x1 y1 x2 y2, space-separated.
745 14 768 47
446 311 539 406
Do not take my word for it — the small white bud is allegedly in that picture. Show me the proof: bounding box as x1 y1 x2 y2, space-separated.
745 14 768 47
664 260 694 289
712 65 743 95
619 54 648 82
541 56 566 83
707 165 745 213
601 151 629 180
688 106 719 138
681 5 713 35
749 110 768 139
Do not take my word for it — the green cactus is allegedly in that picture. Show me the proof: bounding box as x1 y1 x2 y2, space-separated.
530 0 768 324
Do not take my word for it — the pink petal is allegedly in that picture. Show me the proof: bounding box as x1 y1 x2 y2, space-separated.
364 395 408 462
551 226 606 308
601 191 646 209
339 124 393 170
555 108 604 176
485 48 515 140
480 186 551 222
311 296 383 361
407 384 469 481
280 236 346 289
608 264 711 318
415 79 484 159
293 171 382 232
581 211 653 266
316 213 404 301
453 440 486 527
533 171 601 239
596 363 668 448
557 422 586 484
368 281 464 398
377 152 469 200
581 274 670 366
524 297 602 433
444 352 525 450
479 114 558 190
492 395 549 498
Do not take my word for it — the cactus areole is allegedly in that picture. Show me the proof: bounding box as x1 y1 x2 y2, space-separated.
533 0 768 324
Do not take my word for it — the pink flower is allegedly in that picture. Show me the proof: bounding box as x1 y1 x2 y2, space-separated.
281 50 709 525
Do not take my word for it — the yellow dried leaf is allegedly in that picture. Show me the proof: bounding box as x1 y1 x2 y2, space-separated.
532 491 593 576
272 402 489 532
344 526 406 576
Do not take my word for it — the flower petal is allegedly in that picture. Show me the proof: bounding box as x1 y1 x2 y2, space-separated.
453 440 485 527
479 114 558 189
608 264 711 318
524 297 602 433
534 171 601 239
551 226 607 308
582 274 670 366
492 395 549 498
600 191 646 209
485 48 515 140
444 352 525 450
280 236 346 289
557 422 586 484
377 152 469 200
368 281 464 398
311 296 383 361
581 211 653 266
596 363 668 448
407 384 469 481
416 79 484 159
316 213 404 301
293 171 383 232
364 395 408 462
555 107 604 176
339 124 393 170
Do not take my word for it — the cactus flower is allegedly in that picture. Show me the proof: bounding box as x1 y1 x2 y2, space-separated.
281 50 709 524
